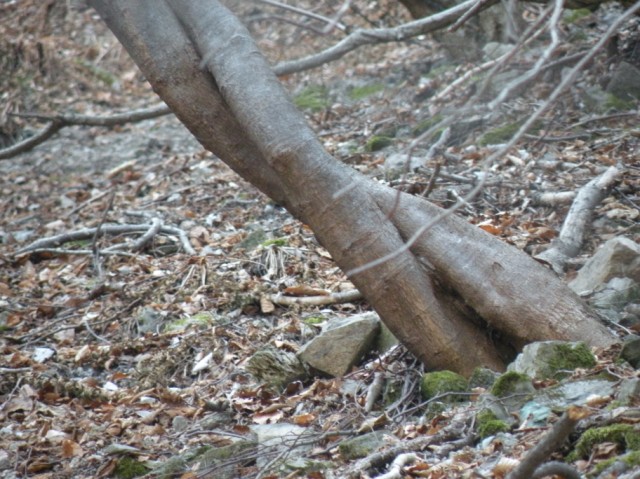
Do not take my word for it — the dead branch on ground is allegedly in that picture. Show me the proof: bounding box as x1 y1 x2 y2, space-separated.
14 222 195 256
506 405 590 479
534 166 621 273
0 103 170 160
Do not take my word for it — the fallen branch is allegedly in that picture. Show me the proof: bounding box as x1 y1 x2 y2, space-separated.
506 405 590 479
0 103 170 160
531 191 576 207
269 289 363 306
346 419 464 478
14 223 195 256
534 166 620 272
273 0 499 76
373 452 419 479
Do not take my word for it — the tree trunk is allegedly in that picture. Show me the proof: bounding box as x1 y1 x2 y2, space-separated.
89 0 616 376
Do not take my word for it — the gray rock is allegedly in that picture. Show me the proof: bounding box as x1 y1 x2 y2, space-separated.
171 415 189 432
569 237 640 295
469 368 500 390
482 42 515 61
375 321 399 354
508 341 596 379
616 378 640 405
298 313 380 377
606 62 640 101
477 393 514 425
250 423 311 468
591 277 640 311
338 431 392 460
199 411 234 430
0 449 10 471
619 335 640 369
383 152 424 173
490 371 535 411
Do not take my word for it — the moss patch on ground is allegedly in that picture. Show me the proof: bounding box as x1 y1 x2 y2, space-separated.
294 85 330 111
420 370 467 401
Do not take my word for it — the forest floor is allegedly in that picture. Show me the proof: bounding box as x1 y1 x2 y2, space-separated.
1 1 639 478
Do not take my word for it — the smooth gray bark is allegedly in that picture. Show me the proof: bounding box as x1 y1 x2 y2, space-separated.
89 0 617 375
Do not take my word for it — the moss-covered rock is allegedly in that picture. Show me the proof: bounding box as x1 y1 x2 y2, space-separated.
420 370 468 402
490 371 534 398
569 424 640 461
590 451 640 478
114 457 149 479
475 409 511 438
468 368 500 390
364 135 394 152
509 341 596 379
338 431 389 459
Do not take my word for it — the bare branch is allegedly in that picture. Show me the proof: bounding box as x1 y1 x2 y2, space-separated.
14 223 196 256
506 406 591 479
0 103 170 160
534 166 621 272
273 0 499 76
253 0 348 32
269 289 363 306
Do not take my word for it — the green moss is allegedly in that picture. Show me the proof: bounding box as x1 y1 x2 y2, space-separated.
604 93 635 111
365 135 393 152
563 8 592 24
490 371 533 398
338 432 387 459
468 368 499 389
348 83 385 100
591 451 640 477
420 371 468 402
476 410 510 438
412 114 443 136
164 312 214 332
302 315 326 325
569 424 640 461
114 457 148 479
294 85 330 111
383 379 403 406
261 238 287 247
196 441 257 467
426 64 455 79
479 122 521 145
75 59 118 87
546 342 596 378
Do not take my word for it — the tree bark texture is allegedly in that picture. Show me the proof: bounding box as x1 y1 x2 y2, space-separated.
89 0 617 375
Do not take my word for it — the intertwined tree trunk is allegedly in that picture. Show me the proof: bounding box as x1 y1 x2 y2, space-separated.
89 0 616 375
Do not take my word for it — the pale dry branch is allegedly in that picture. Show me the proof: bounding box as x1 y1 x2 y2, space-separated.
269 289 363 306
506 406 590 479
0 103 170 160
273 0 499 76
373 452 420 479
253 0 348 32
534 166 621 272
531 190 576 206
15 223 196 256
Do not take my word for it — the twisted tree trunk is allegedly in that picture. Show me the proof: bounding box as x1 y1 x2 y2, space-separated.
89 0 616 375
